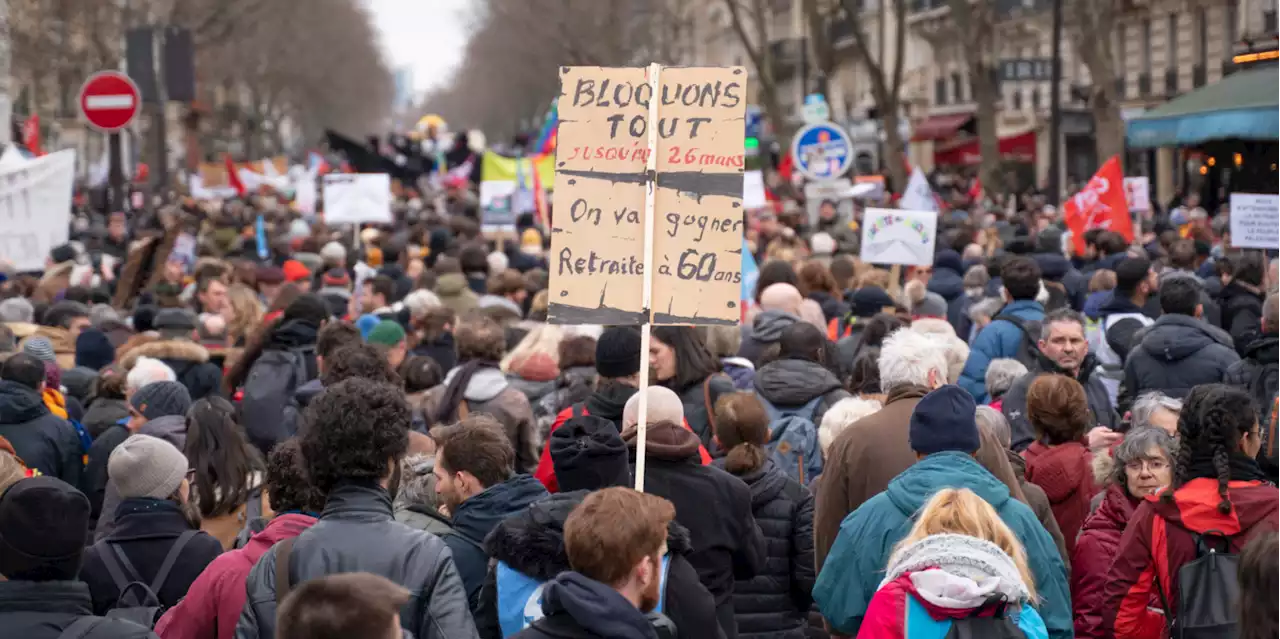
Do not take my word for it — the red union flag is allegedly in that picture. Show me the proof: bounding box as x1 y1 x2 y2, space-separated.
1064 156 1132 255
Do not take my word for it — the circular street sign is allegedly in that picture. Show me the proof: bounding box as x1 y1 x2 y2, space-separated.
79 71 141 132
790 122 854 182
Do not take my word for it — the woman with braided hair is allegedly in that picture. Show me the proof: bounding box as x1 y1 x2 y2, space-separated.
1100 384 1278 639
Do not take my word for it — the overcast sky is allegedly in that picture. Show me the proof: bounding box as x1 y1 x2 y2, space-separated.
366 0 474 94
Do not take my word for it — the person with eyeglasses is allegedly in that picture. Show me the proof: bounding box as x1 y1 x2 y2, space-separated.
1071 427 1175 638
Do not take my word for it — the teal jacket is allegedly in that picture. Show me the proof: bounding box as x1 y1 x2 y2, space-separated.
812 451 1072 639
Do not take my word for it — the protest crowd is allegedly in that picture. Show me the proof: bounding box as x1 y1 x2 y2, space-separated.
0 120 1276 639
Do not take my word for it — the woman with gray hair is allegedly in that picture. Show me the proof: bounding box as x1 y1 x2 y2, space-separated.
984 358 1028 412
1129 391 1181 436
1071 427 1176 638
393 454 454 538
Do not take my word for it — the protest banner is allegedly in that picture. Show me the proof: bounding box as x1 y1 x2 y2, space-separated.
0 149 76 271
322 173 392 225
199 156 287 189
900 166 938 212
1229 193 1280 249
479 151 555 234
1064 156 1132 255
1123 177 1150 213
859 208 939 267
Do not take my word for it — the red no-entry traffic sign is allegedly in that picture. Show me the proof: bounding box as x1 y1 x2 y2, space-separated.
79 71 141 132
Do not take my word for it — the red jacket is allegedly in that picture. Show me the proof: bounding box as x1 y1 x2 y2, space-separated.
1023 441 1097 554
858 572 1045 639
534 404 713 493
1100 477 1280 639
155 513 316 639
1072 483 1138 639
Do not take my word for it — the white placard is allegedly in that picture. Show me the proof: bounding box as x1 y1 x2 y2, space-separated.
0 149 76 271
1123 177 1150 213
743 170 766 209
1230 193 1280 249
859 207 938 266
322 173 392 225
900 166 938 212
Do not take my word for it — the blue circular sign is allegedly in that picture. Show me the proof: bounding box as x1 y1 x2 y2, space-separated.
790 123 854 181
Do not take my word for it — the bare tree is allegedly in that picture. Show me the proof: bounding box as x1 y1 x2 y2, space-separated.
837 0 909 190
941 0 1003 196
719 0 790 139
1069 0 1123 168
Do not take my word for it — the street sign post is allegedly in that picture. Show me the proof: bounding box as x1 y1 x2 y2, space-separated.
789 122 854 182
80 71 140 213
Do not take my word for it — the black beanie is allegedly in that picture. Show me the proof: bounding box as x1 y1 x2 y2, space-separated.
594 326 642 379
550 415 631 492
0 476 89 581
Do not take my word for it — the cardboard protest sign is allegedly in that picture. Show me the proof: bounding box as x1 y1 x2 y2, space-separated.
322 173 392 225
549 65 747 326
859 208 938 267
0 150 76 271
1229 193 1279 249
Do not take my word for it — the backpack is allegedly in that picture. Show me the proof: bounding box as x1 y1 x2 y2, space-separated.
496 555 672 637
240 346 315 455
757 395 824 485
96 530 197 628
993 314 1043 370
56 617 107 639
1155 531 1241 639
231 486 268 550
942 595 1029 639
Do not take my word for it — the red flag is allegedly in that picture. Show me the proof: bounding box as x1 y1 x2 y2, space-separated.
224 153 247 196
967 177 983 201
22 115 41 156
1064 156 1132 255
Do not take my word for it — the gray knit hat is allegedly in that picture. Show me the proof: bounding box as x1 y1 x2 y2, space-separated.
129 381 192 420
22 337 56 364
108 435 188 500
0 298 33 324
914 291 949 319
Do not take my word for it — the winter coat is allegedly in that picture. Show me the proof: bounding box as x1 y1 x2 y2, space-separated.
82 397 129 440
958 299 1046 402
667 373 736 454
444 474 550 606
1002 352 1120 451
0 580 156 639
413 331 458 376
928 250 972 333
817 217 860 255
1083 290 1111 321
1088 294 1155 405
20 325 76 370
812 451 1072 639
627 421 766 639
1223 333 1278 477
1218 280 1265 356
423 366 539 473
508 572 662 639
93 415 188 542
1006 450 1070 567
1022 441 1098 555
1072 483 1137 639
0 381 82 486
721 358 755 390
1034 252 1088 311
1100 475 1279 639
481 490 724 639
436 272 481 316
119 339 222 400
280 378 324 438
1120 313 1240 407
378 263 414 303
807 292 849 325
752 359 850 429
814 385 928 572
81 499 223 615
83 424 128 528
738 311 800 368
713 460 815 639
154 513 316 639
234 481 479 639
534 366 597 433
857 534 1048 639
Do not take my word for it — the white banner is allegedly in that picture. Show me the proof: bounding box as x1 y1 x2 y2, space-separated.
1230 193 1279 250
0 149 76 271
900 166 938 212
322 173 392 225
743 170 766 209
859 207 938 266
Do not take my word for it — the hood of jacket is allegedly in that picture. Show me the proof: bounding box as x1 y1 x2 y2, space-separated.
140 414 188 450
111 498 196 539
1244 334 1279 364
883 537 1032 618
34 325 75 353
750 310 799 344
451 474 549 545
754 358 843 406
487 490 693 581
1080 483 1136 536
1022 441 1091 503
1149 476 1279 537
441 366 510 403
317 285 351 301
886 452 1012 518
1034 252 1074 281
246 512 317 555
584 382 638 426
435 272 473 297
118 338 210 370
509 352 561 383
725 458 788 510
928 251 965 301
478 294 524 317
265 319 319 351
1139 314 1233 362
624 420 702 461
0 380 48 423
540 571 658 639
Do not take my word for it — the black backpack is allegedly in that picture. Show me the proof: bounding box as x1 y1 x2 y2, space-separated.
96 530 197 628
1155 530 1241 639
240 346 315 455
993 314 1043 370
943 594 1027 639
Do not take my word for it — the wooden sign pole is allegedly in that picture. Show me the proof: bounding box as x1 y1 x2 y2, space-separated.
634 62 662 493
887 263 902 304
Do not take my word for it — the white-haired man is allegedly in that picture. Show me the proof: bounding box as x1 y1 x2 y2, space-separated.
814 327 948 571
124 356 177 398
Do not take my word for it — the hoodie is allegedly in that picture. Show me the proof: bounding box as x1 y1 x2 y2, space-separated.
423 366 539 473
522 572 659 639
738 310 800 367
435 272 480 315
752 358 850 426
444 474 549 606
1022 441 1097 554
1121 313 1240 405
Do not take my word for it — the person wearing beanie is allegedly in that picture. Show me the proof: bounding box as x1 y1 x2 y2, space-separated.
618 385 765 639
0 476 156 639
118 308 222 401
481 417 722 639
317 268 353 319
32 300 92 370
1033 226 1088 311
320 241 348 270
813 385 1072 639
21 335 57 364
282 260 313 293
0 354 83 488
366 320 408 369
80 435 222 616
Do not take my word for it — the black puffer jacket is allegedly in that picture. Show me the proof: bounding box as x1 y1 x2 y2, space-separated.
713 459 815 639
0 580 156 639
0 381 83 486
1218 280 1266 357
479 490 725 639
119 339 222 400
1121 314 1239 406
1224 334 1279 480
752 358 850 427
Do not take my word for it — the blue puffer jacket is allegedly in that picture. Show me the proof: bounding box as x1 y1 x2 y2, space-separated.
812 452 1071 639
957 300 1045 402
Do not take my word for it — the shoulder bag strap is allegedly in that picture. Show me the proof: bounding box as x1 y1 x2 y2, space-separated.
150 530 198 595
56 617 106 639
275 537 297 602
457 400 471 419
96 543 137 594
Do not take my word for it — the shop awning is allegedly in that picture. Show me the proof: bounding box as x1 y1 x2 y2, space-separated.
1126 66 1279 148
911 113 974 142
934 130 1037 166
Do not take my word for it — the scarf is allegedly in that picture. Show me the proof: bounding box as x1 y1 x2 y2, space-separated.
882 533 1032 604
1185 451 1270 484
432 359 500 426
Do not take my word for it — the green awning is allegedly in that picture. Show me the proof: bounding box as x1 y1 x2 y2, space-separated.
1126 66 1279 148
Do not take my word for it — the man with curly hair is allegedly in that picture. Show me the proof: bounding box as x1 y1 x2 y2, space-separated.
235 378 478 639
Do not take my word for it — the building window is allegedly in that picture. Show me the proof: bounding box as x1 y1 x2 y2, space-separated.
1031 88 1041 110
935 77 948 105
1168 14 1178 68
951 72 963 103
1143 19 1152 75
1012 89 1023 110
1226 0 1238 50
1197 8 1208 68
